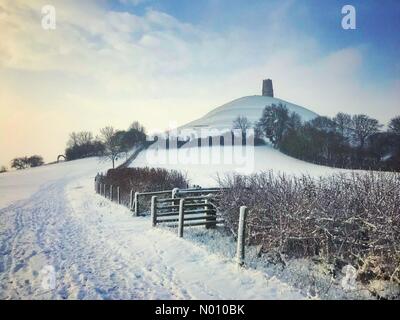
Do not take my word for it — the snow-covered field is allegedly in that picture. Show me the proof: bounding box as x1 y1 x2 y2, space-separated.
1 142 374 300
131 144 346 186
0 156 306 299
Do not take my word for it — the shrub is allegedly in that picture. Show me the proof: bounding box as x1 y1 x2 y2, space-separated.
97 167 189 209
28 155 44 167
11 157 29 170
217 171 400 295
11 155 45 169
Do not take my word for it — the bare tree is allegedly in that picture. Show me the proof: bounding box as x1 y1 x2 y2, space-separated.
67 131 94 148
350 114 382 149
99 126 120 169
388 116 400 135
67 132 79 148
129 121 146 134
333 112 352 138
77 131 93 145
232 116 251 132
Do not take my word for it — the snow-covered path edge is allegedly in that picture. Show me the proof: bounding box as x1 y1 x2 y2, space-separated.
64 175 305 300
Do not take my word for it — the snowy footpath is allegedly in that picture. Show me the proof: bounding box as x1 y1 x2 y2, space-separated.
0 158 304 300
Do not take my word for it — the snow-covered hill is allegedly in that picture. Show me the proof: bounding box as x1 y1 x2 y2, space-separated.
179 95 318 132
143 92 326 186
131 144 345 187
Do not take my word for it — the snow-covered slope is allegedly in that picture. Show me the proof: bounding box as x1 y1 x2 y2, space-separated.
131 144 346 187
179 95 318 132
0 157 125 209
0 157 304 299
151 94 325 186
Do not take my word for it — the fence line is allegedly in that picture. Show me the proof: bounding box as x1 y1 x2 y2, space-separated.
149 195 222 236
94 177 247 266
130 188 222 216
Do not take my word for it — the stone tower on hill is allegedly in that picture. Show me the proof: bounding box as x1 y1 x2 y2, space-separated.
262 79 274 97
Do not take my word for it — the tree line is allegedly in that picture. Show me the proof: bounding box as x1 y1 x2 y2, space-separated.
1 121 147 172
233 105 400 171
65 121 147 168
9 155 45 170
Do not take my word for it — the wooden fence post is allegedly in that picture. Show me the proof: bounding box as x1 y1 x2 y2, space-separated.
178 198 185 238
117 186 120 204
236 206 248 266
110 185 113 201
129 190 134 211
134 192 139 216
205 199 216 229
151 196 157 227
204 199 211 229
104 185 107 198
172 188 179 198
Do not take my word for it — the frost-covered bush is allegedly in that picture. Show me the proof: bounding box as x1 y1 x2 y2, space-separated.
217 171 400 297
97 167 188 207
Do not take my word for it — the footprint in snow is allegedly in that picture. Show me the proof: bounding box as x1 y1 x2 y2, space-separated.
13 262 25 273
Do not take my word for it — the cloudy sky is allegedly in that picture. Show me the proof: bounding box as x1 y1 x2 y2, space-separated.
0 0 399 166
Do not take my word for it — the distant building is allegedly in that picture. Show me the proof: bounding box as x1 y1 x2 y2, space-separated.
262 79 274 97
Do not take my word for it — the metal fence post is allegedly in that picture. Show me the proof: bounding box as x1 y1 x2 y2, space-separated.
151 196 157 227
236 206 248 266
134 192 139 216
117 186 120 204
178 199 185 238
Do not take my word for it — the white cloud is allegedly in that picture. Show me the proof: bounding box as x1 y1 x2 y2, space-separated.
118 0 148 6
0 0 398 165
